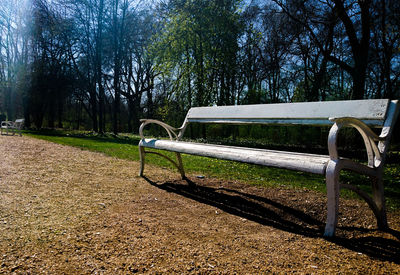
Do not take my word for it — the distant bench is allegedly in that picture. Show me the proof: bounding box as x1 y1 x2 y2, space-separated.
138 99 399 237
1 119 24 136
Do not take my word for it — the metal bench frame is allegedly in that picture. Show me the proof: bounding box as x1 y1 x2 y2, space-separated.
138 99 399 237
1 119 24 136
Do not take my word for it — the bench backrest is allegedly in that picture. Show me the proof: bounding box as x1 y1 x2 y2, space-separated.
184 99 397 127
14 119 24 129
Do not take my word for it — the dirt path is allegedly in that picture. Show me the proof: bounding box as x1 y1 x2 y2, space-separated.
0 135 399 274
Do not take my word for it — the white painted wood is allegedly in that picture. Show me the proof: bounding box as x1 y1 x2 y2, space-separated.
140 139 330 174
185 99 390 126
185 118 385 126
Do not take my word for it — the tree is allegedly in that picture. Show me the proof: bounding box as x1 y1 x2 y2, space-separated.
119 8 158 132
273 0 376 99
0 0 29 121
153 0 243 111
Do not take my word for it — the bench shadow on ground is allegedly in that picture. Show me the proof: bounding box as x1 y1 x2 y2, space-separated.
143 176 400 264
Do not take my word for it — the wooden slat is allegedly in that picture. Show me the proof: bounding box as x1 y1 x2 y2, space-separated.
186 118 385 126
140 139 330 175
186 99 390 126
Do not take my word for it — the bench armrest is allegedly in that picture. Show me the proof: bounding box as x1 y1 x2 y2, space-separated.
328 117 384 168
139 119 179 140
1 121 14 128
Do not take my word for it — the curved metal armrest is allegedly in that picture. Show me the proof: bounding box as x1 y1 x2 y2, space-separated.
1 121 14 128
328 117 385 168
139 119 179 140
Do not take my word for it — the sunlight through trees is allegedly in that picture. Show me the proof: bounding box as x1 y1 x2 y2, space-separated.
0 0 399 132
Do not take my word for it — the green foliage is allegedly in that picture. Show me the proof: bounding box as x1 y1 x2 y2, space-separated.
152 0 244 110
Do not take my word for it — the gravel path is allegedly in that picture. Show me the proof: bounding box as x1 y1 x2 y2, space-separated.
0 135 399 273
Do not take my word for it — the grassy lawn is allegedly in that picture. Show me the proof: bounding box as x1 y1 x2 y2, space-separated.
25 130 400 210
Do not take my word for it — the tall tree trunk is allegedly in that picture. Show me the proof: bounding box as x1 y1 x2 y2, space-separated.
333 0 371 99
112 0 121 134
97 0 105 133
127 98 133 133
311 55 328 101
113 70 120 134
89 83 98 132
57 93 63 128
351 55 368 99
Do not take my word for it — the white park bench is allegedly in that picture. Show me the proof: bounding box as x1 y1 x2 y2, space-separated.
1 119 24 136
138 99 399 237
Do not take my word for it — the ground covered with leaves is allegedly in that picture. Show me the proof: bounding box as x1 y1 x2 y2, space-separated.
0 135 399 274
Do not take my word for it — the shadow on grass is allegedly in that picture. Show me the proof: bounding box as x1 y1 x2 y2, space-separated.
25 129 141 145
143 176 400 264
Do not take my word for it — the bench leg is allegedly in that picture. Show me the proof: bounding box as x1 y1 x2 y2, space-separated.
139 145 145 177
324 160 341 237
175 152 186 179
371 174 388 230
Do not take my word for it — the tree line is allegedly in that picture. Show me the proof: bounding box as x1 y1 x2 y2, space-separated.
0 0 399 133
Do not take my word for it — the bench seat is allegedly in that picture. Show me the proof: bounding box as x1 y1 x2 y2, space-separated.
138 99 400 237
140 138 329 174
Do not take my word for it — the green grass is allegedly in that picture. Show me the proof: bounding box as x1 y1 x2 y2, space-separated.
25 130 400 211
